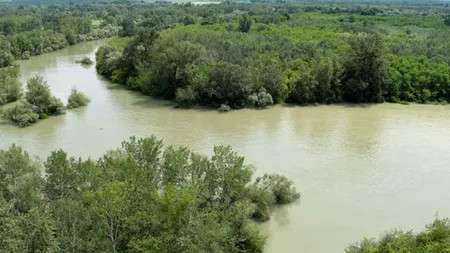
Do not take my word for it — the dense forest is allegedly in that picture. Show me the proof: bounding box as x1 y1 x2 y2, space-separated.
0 135 300 253
92 2 450 109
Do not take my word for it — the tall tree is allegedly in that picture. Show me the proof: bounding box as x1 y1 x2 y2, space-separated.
342 33 389 103
239 14 252 33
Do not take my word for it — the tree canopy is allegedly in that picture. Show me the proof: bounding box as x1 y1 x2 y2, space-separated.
0 136 300 253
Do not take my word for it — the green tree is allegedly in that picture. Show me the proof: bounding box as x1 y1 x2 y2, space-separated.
0 145 42 212
25 75 65 117
196 62 252 109
119 17 137 37
145 41 206 98
0 197 26 253
239 14 252 33
342 33 389 103
22 207 60 253
66 88 90 109
87 182 132 253
0 66 22 105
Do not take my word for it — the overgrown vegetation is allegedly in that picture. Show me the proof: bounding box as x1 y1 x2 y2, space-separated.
25 75 65 118
347 217 450 253
93 2 450 109
67 88 90 109
0 66 21 106
1 101 39 127
75 57 93 65
0 75 66 127
0 136 299 253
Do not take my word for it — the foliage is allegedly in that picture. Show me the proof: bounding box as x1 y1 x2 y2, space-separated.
175 86 197 108
247 88 274 108
75 57 93 65
66 88 90 109
0 136 300 253
1 75 65 127
239 13 252 33
91 2 450 108
1 101 39 127
0 5 120 66
25 75 65 118
218 104 231 112
346 217 450 253
0 66 21 106
247 174 300 221
342 33 389 103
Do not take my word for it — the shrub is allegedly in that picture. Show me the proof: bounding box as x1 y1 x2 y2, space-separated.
247 174 300 221
218 104 231 112
254 174 300 205
247 88 274 108
21 51 31 60
67 88 91 109
1 102 39 127
175 86 197 108
75 57 93 65
346 217 450 253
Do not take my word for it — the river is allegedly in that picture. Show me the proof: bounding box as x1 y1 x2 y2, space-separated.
1 40 450 252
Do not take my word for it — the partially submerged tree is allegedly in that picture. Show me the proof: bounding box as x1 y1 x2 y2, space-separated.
66 88 90 109
25 75 65 118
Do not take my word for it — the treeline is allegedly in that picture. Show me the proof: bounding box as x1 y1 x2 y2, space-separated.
94 2 450 109
0 136 299 253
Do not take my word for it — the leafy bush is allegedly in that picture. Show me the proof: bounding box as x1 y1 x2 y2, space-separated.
346 217 450 253
175 86 197 108
1 102 39 127
218 104 231 112
247 88 274 108
66 88 90 109
75 57 93 65
25 75 65 118
247 174 300 221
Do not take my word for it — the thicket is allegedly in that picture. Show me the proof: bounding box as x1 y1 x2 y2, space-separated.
75 57 93 65
0 136 300 253
67 88 90 109
0 75 68 127
0 65 21 106
94 2 450 109
347 217 450 253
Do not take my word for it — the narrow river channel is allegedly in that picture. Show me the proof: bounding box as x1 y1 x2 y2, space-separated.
1 40 450 253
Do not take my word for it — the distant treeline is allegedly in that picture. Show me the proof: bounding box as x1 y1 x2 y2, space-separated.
93 2 450 109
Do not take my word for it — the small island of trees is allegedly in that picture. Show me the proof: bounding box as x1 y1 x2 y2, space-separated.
0 75 90 127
